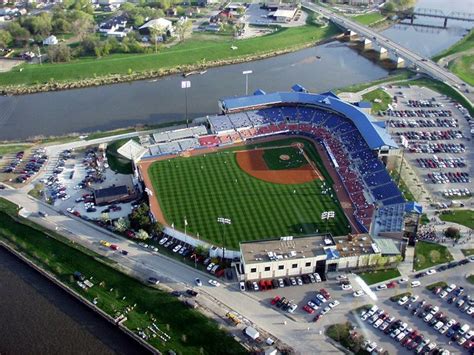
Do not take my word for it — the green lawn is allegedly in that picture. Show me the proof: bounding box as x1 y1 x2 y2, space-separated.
106 139 135 174
335 69 414 94
449 55 474 86
0 144 33 156
414 241 454 271
468 275 474 285
439 209 474 230
362 88 392 114
462 249 474 257
148 137 350 248
0 24 340 88
0 198 244 354
426 281 448 291
389 170 415 202
432 29 474 62
358 268 401 285
352 12 386 26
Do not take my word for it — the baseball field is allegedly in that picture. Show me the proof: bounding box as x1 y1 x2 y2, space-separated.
146 137 351 249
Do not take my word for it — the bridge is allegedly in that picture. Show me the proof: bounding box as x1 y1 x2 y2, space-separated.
302 2 473 104
409 8 474 28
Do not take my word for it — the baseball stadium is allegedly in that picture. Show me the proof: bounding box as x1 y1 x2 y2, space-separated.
136 85 407 251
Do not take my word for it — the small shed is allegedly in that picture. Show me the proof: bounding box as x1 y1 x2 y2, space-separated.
43 35 58 46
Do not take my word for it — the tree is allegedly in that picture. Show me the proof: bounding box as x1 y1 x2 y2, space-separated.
130 203 152 231
445 227 460 240
21 12 53 37
175 18 192 42
47 43 72 63
114 217 130 232
148 24 166 53
100 212 111 224
52 18 72 34
0 30 12 48
136 229 150 240
70 10 94 40
8 23 31 46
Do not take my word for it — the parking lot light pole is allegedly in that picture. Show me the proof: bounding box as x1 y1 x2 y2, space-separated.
242 70 252 95
217 217 231 259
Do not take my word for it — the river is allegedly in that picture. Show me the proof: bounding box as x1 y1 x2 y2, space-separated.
0 246 151 355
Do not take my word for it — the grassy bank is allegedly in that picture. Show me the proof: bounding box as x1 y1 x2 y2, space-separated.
335 70 414 94
106 139 135 174
390 170 415 202
432 30 474 62
0 144 33 155
0 24 340 89
358 268 400 285
0 198 245 354
439 210 474 230
414 241 453 271
352 12 386 26
393 77 474 116
449 55 474 86
362 88 392 114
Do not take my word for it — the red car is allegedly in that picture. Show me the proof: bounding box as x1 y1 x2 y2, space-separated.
303 305 315 314
110 244 119 250
313 314 321 322
271 296 281 305
387 281 397 288
125 230 135 238
320 288 331 299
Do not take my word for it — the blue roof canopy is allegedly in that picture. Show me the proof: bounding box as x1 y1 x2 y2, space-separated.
220 91 398 150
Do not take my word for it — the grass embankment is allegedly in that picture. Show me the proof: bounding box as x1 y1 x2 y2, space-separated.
390 292 411 302
105 138 136 174
393 77 474 117
148 137 350 248
352 12 386 26
0 24 340 88
335 70 414 94
426 281 448 291
0 198 245 354
326 322 367 354
361 88 392 114
414 241 453 271
389 170 415 202
432 30 474 62
420 214 430 225
358 269 401 285
462 249 474 257
449 55 474 86
0 144 33 155
439 210 474 230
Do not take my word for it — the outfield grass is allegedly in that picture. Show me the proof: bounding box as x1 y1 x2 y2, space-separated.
148 137 350 248
352 12 386 26
432 29 474 62
358 268 401 285
362 88 392 114
449 55 474 86
439 209 474 230
0 198 244 354
414 241 454 271
0 24 340 88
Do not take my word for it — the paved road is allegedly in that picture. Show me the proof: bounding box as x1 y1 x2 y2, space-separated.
302 2 474 103
0 188 343 354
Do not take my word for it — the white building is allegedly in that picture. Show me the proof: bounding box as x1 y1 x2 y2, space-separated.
240 234 399 281
139 18 174 36
42 35 58 46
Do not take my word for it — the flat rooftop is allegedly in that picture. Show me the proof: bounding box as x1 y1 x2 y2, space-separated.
333 234 378 258
240 234 336 264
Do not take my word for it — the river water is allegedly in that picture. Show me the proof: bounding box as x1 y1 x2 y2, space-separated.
0 246 150 355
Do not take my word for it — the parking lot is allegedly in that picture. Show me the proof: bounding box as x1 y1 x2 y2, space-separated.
380 86 474 203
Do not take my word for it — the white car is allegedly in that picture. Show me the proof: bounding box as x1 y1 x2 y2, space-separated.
373 319 384 329
439 325 449 334
410 295 419 302
425 269 437 275
398 277 409 284
66 207 74 213
424 313 433 322
353 290 364 297
158 237 168 245
307 301 319 310
172 245 182 253
446 284 456 292
195 278 202 287
336 275 348 281
239 281 246 291
398 296 409 305
411 281 421 288
208 279 220 287
287 304 298 313
341 284 352 291
376 284 387 291
316 294 327 303
206 263 215 272
439 291 448 299
366 341 377 352
329 300 340 308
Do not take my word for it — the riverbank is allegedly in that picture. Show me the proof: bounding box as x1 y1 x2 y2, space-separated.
0 198 245 354
0 24 340 96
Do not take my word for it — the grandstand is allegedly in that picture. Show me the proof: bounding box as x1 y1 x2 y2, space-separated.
139 87 410 237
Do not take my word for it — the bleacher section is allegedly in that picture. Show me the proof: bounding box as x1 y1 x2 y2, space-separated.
141 99 404 235
372 203 405 235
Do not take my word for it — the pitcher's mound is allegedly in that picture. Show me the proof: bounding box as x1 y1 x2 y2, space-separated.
280 154 290 161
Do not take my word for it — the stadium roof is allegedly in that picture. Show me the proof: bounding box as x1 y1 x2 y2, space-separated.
219 91 398 150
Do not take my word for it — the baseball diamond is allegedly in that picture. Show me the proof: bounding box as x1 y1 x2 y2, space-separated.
145 137 351 249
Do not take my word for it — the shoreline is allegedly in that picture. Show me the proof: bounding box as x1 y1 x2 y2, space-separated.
0 36 338 97
0 240 158 354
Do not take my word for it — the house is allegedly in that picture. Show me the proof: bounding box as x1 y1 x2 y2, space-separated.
197 0 219 7
165 8 178 17
270 6 297 23
42 35 58 46
98 15 128 34
139 18 174 37
93 185 135 206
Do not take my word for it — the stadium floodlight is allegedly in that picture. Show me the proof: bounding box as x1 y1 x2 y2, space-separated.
181 80 191 127
242 70 253 95
217 217 232 259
